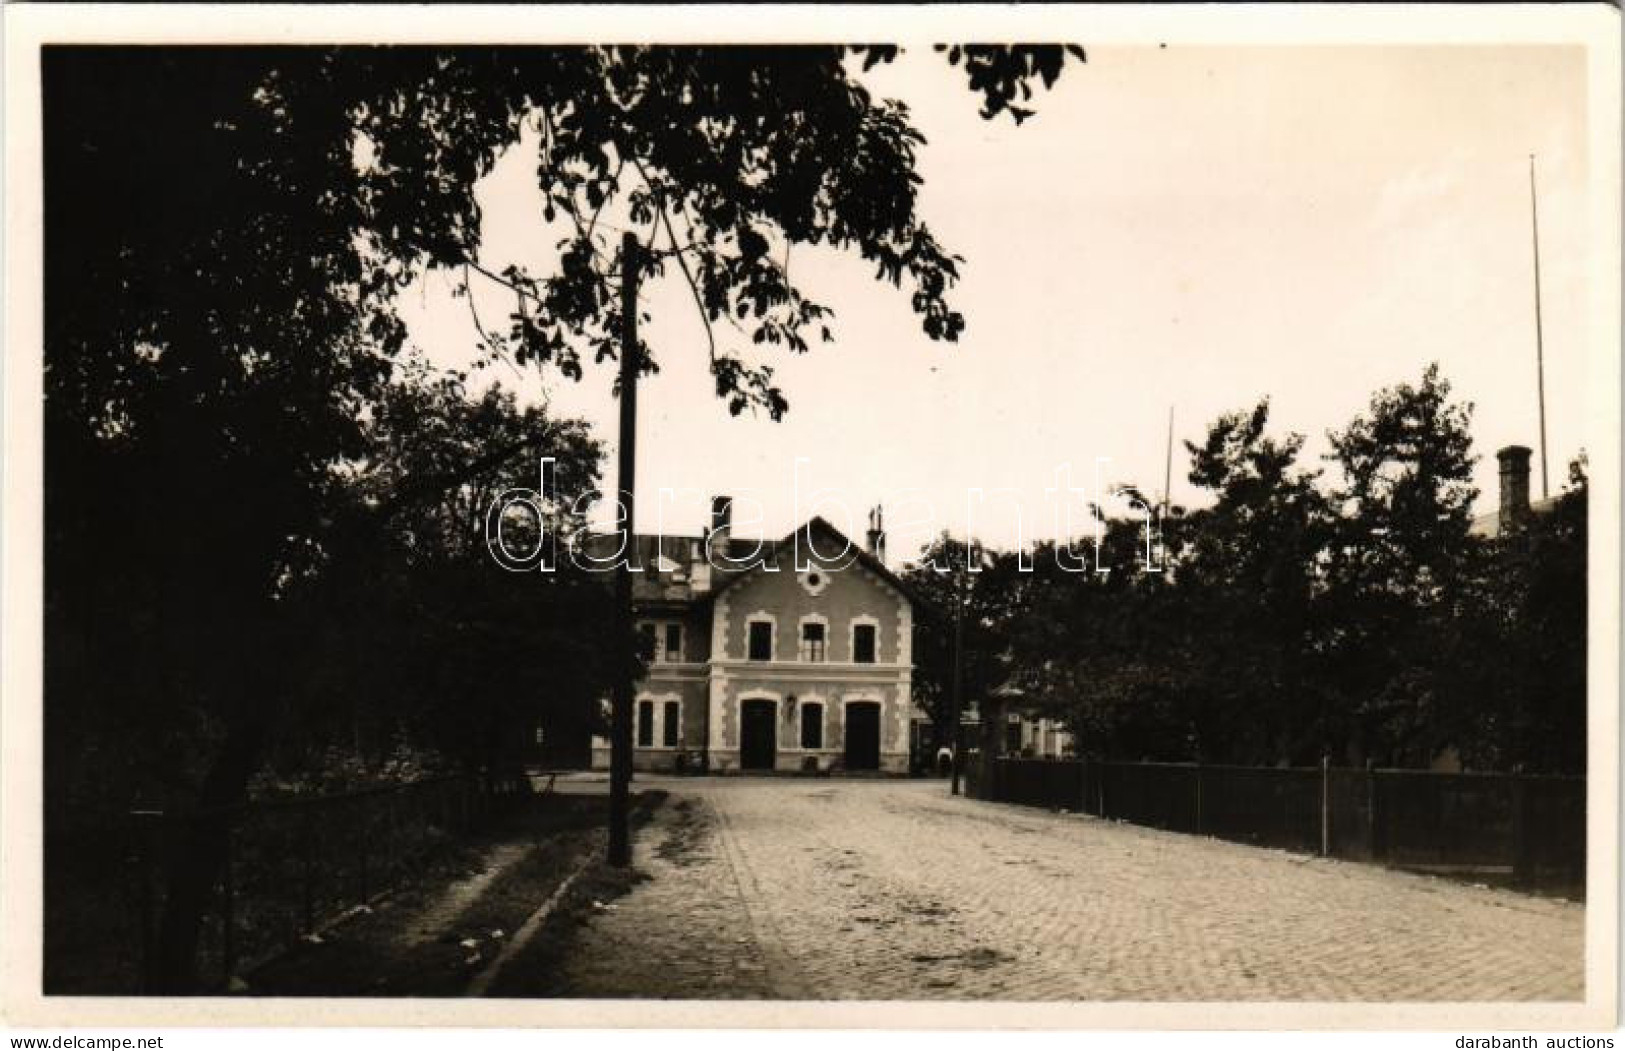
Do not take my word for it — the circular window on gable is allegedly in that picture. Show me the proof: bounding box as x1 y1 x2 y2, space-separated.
798 566 830 596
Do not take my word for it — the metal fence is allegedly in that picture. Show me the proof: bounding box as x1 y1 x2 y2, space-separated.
53 772 531 993
973 757 1585 898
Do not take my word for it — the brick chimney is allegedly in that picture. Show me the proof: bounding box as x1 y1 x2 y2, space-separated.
1497 445 1533 535
706 495 733 562
865 504 887 564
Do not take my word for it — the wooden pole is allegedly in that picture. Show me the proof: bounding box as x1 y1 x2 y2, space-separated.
1193 761 1203 836
1511 776 1534 888
949 553 966 796
1320 754 1330 857
608 232 639 867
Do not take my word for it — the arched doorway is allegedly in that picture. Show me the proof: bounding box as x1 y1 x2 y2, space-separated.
740 699 778 771
844 701 881 771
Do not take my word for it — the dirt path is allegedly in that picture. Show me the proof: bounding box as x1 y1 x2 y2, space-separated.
244 792 652 997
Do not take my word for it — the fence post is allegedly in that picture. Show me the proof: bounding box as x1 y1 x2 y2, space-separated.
129 809 163 994
1193 762 1203 836
1366 761 1384 862
299 807 315 935
1511 776 1534 888
1320 755 1330 857
221 820 236 985
357 798 370 905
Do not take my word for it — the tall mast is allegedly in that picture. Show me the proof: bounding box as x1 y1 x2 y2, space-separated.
1162 404 1175 513
1529 153 1550 500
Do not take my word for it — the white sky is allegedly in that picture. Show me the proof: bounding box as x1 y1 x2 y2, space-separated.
401 45 1591 563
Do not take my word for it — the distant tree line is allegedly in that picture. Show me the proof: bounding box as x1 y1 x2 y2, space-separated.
906 365 1587 775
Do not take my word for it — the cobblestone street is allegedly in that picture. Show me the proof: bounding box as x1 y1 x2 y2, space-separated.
542 778 1585 1001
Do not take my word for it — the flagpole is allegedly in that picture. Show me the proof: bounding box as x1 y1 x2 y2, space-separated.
1163 405 1175 513
1529 154 1550 501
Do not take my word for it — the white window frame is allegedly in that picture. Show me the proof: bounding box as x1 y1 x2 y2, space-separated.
849 614 881 664
634 691 683 750
661 697 683 749
635 697 657 748
744 612 777 662
798 613 831 663
635 620 688 664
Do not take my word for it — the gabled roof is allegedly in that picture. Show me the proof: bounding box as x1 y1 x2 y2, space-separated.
580 515 927 612
709 515 925 609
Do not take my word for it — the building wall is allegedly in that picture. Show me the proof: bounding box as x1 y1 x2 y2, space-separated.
589 667 709 773
711 549 908 664
1010 712 1074 759
706 547 912 773
703 672 912 773
592 537 915 775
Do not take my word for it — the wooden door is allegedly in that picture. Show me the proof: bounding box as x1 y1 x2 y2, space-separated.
844 701 881 771
740 699 778 771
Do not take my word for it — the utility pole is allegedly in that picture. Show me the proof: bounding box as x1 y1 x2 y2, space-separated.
607 232 639 867
1529 154 1550 501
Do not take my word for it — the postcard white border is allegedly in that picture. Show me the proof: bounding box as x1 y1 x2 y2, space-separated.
2 2 1619 1031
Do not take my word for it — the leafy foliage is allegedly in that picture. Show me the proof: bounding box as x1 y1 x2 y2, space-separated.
903 537 1029 741
43 43 1085 989
1443 456 1588 773
1319 365 1480 764
346 45 1083 417
272 371 615 781
934 370 1584 773
937 44 1088 123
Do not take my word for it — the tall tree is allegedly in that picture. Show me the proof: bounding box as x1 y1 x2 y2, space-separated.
903 536 1031 763
1322 364 1480 765
44 44 1087 989
288 370 614 782
1177 400 1332 762
348 45 1085 413
44 49 430 990
1445 455 1588 773
996 496 1197 762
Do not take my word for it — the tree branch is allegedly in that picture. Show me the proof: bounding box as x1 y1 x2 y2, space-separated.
633 156 718 369
461 265 523 379
539 107 608 266
464 260 544 309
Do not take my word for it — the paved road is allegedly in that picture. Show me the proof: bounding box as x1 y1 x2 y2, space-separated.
549 777 1584 1001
